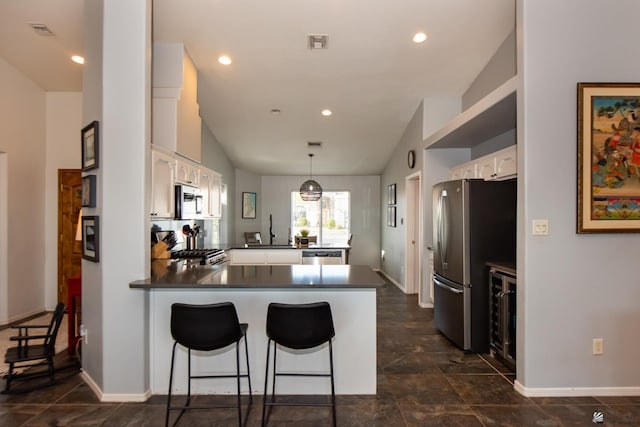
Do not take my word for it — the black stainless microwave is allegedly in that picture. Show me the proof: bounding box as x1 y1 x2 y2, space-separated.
175 184 203 219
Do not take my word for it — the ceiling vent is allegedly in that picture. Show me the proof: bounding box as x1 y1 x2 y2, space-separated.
307 34 328 50
28 22 54 36
307 141 323 148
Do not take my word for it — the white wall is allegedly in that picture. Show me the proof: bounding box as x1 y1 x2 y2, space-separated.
381 103 423 285
463 30 516 110
517 0 640 394
382 95 468 289
81 0 151 399
234 168 262 243
261 175 381 268
0 57 46 323
201 124 235 244
44 92 82 309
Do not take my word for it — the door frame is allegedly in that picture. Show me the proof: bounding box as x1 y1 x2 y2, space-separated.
57 169 82 307
0 153 8 325
404 171 422 294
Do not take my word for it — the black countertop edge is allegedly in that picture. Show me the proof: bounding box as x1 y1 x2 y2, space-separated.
131 264 385 290
224 244 351 250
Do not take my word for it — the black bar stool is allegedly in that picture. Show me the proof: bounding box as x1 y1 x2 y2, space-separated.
261 301 336 426
166 302 252 427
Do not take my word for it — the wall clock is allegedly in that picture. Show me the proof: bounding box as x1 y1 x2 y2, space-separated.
407 150 416 169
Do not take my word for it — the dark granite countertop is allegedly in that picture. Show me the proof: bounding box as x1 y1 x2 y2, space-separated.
224 243 350 250
131 262 385 289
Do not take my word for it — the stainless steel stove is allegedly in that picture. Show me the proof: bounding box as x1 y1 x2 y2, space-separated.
170 248 227 265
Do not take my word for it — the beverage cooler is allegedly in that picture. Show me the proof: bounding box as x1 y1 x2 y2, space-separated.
488 265 517 368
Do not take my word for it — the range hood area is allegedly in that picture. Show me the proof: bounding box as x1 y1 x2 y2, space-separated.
152 43 202 162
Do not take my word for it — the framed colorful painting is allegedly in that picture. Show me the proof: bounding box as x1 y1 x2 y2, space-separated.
578 82 640 233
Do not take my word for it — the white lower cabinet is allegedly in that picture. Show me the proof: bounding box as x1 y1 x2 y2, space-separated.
151 148 176 218
229 249 302 265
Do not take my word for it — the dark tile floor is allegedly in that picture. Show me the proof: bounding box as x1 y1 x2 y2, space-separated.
2 276 640 426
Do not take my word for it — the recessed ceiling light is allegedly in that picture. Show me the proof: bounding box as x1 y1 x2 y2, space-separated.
71 55 85 64
270 108 281 115
413 32 428 43
218 55 232 65
321 109 332 117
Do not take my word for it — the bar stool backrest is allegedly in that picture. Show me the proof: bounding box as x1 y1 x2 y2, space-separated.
266 302 335 350
171 302 243 351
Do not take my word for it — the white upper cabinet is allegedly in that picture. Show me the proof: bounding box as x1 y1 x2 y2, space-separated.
493 145 517 179
152 43 202 163
176 158 199 186
449 145 517 182
151 148 176 218
449 161 476 180
198 168 222 218
152 147 223 219
475 156 495 180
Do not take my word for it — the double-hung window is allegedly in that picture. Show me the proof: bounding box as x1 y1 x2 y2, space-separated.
290 191 350 245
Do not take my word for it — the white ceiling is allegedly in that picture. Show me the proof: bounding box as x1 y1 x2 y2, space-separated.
0 0 514 176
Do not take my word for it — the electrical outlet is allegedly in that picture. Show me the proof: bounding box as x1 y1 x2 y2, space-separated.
532 219 549 235
80 324 88 345
593 338 603 355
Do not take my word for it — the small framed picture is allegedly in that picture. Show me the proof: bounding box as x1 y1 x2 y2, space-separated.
81 175 97 208
387 183 396 205
81 120 99 171
387 206 396 227
81 216 100 262
242 192 256 219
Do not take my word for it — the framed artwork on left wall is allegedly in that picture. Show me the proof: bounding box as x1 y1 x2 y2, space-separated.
81 216 100 262
81 175 97 208
81 120 99 171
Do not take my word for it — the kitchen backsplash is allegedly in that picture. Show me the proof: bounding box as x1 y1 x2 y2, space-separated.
151 218 220 250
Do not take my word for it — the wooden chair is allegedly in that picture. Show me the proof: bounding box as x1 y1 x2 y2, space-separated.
244 232 262 245
3 302 65 392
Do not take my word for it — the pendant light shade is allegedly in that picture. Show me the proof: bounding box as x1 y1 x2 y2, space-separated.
300 153 322 201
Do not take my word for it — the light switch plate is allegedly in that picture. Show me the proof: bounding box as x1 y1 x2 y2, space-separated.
532 219 549 235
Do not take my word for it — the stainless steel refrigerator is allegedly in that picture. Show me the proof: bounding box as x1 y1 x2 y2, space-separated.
432 178 516 352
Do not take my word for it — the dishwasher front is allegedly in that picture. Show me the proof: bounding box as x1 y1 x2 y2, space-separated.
301 250 344 265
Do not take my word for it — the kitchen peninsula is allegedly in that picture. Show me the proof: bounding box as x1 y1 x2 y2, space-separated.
131 263 384 395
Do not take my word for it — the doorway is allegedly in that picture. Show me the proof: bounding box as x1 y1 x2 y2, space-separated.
0 153 7 325
57 169 82 305
404 171 422 294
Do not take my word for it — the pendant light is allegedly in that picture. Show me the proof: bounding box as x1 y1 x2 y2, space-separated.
299 153 322 201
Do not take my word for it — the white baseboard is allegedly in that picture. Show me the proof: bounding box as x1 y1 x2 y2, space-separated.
378 269 406 293
81 370 151 402
514 380 640 397
0 307 47 327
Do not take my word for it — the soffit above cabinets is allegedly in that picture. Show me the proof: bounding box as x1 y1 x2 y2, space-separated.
425 76 517 150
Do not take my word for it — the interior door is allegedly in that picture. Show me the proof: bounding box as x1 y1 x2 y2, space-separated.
58 169 82 305
405 172 421 294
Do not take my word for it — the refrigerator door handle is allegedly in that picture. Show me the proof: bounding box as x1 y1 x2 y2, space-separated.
434 276 463 294
437 190 449 270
